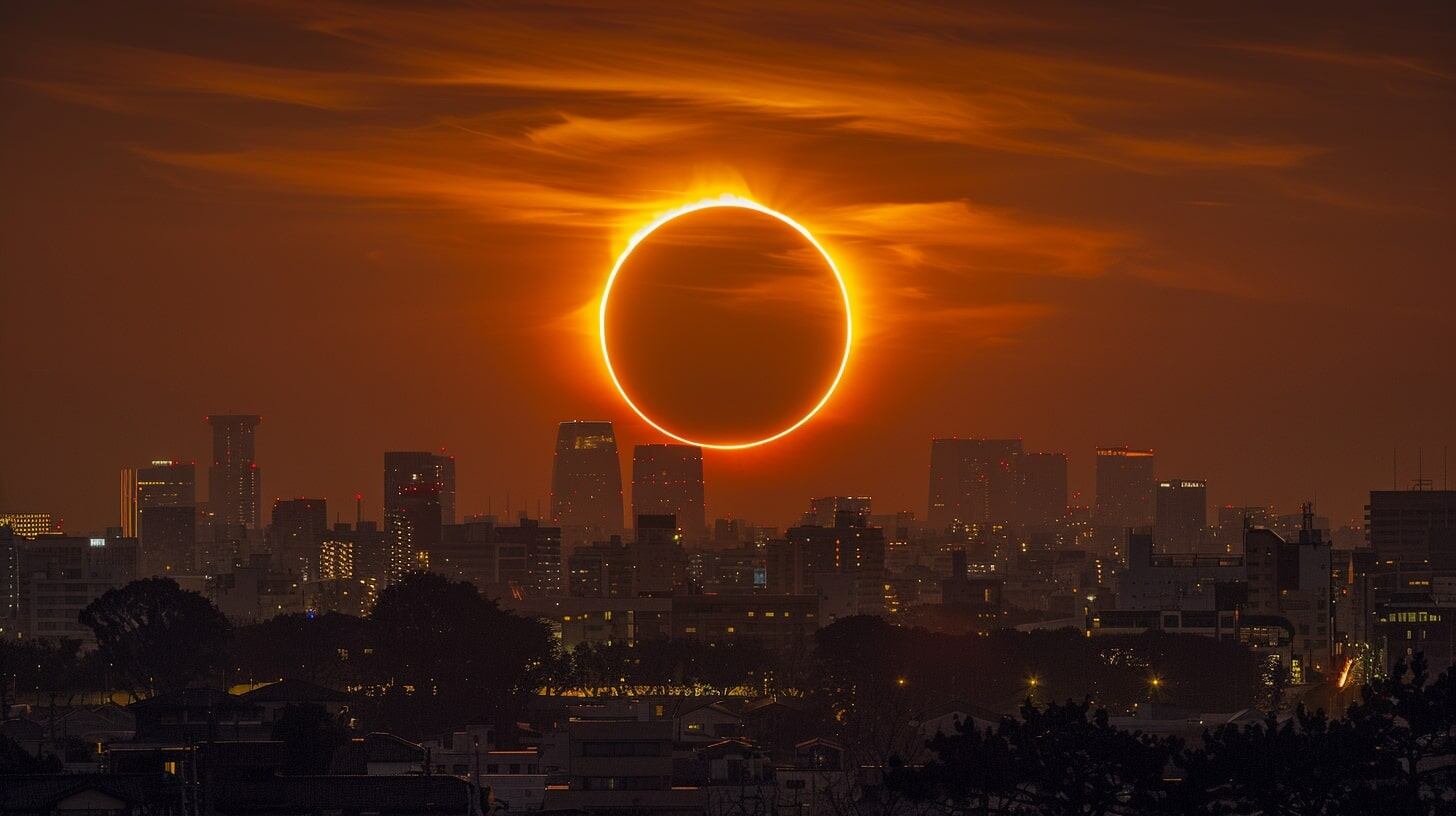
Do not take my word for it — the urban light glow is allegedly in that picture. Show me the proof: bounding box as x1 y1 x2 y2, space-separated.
599 195 853 450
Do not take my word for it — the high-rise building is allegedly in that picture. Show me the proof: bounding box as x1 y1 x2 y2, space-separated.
927 438 1023 530
436 517 564 598
121 460 195 538
0 513 59 538
767 514 886 617
568 536 636 598
633 513 686 595
15 534 139 644
1156 479 1208 551
1094 446 1156 542
1008 453 1068 529
631 444 706 540
802 496 872 527
270 498 328 580
383 452 455 585
386 484 439 585
1366 489 1456 572
549 421 625 543
384 451 456 527
1215 505 1273 553
1245 521 1333 683
318 521 390 611
139 505 197 576
206 415 261 529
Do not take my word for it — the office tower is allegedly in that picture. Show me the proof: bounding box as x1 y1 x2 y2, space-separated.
1215 505 1273 552
15 535 139 644
1245 520 1333 683
139 505 197 576
549 421 625 543
270 498 328 580
634 513 685 595
712 518 743 545
687 547 764 594
1155 479 1208 551
631 444 706 539
207 415 261 529
0 513 58 538
802 496 872 527
1009 453 1068 529
927 438 1023 530
568 536 636 598
767 513 886 617
384 451 456 527
436 517 564 598
1094 446 1156 549
1366 489 1456 572
121 460 196 538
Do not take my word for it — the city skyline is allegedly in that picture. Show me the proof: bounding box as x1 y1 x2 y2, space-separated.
6 411 1456 534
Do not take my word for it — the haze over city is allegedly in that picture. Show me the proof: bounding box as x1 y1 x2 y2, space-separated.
4 1 1453 533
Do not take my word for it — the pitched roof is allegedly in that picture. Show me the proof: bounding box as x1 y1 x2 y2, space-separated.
696 738 764 761
740 695 810 717
239 679 352 704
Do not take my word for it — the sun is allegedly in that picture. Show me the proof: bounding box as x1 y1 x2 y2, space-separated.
599 194 853 450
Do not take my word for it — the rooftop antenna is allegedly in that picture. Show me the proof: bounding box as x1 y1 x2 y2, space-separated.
356 494 363 525
1393 447 1398 490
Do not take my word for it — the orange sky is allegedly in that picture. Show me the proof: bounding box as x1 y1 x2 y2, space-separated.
2 0 1453 532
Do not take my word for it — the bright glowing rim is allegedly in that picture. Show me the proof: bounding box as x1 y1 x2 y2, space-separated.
599 194 853 450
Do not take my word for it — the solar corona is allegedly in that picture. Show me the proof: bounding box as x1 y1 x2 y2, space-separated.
599 195 852 450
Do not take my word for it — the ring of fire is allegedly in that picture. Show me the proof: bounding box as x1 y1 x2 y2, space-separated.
599 195 853 450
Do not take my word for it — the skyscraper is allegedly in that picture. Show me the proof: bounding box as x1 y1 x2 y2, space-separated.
1008 452 1069 530
139 505 196 576
1094 445 1156 533
383 451 456 527
633 513 685 595
1155 479 1208 551
270 498 328 580
549 421 624 542
385 488 441 585
121 459 195 538
927 438 1023 530
802 496 872 527
632 444 706 539
206 415 261 529
1366 489 1456 572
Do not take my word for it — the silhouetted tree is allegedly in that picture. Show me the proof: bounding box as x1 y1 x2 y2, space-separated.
0 733 61 774
232 612 372 687
79 577 231 697
366 572 552 737
890 698 1175 816
1345 654 1456 813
